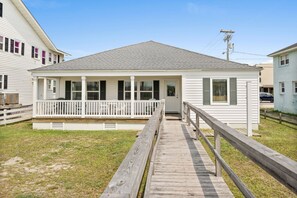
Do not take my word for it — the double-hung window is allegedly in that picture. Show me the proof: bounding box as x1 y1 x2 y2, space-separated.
42 50 46 64
49 52 52 62
87 81 100 100
32 46 39 59
140 81 153 100
212 79 228 104
47 79 52 90
53 54 57 64
280 82 285 94
280 55 289 66
14 40 20 54
0 36 3 51
124 81 137 100
0 75 8 90
72 82 82 100
52 80 56 93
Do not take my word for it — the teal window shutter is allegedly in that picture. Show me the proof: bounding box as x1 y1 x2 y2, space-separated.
230 78 237 105
203 78 210 105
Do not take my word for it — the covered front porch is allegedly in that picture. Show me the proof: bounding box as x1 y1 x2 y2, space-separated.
32 74 182 119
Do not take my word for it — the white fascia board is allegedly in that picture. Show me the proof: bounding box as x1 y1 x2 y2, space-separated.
31 69 259 77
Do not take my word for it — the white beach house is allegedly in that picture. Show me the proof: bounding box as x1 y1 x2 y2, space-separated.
30 41 260 130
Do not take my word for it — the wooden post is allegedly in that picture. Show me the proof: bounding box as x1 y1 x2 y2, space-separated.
214 131 222 177
196 114 200 139
279 113 282 124
3 109 7 125
187 105 190 126
246 81 252 137
81 76 86 118
264 109 267 119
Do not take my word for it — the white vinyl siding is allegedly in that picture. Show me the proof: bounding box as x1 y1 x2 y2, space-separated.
184 71 259 129
0 0 64 105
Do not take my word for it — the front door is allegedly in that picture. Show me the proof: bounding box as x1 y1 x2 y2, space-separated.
165 80 180 113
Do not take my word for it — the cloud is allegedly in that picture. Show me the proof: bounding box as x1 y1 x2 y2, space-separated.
23 0 67 9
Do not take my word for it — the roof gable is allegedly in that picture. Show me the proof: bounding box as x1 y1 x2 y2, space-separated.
31 41 258 72
11 0 68 55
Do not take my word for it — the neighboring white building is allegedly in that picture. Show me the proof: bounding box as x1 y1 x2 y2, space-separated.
30 41 260 130
256 63 273 94
268 43 297 114
0 0 67 106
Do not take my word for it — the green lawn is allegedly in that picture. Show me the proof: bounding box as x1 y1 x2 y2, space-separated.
201 118 297 198
0 121 137 198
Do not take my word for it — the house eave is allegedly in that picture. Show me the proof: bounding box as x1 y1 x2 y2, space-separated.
268 46 297 57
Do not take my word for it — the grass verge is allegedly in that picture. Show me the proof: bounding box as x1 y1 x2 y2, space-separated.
0 121 137 198
200 118 297 198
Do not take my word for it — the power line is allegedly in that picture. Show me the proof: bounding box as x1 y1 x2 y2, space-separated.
232 51 267 57
201 33 222 52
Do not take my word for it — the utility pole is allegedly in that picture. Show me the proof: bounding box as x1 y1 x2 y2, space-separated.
220 29 235 61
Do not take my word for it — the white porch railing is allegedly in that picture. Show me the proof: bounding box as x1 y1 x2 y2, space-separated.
35 100 164 118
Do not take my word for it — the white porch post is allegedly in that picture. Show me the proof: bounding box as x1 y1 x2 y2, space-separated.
32 76 38 117
131 76 135 118
43 78 47 100
81 76 86 118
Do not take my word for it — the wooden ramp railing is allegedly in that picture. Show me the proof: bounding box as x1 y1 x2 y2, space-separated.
101 102 165 197
183 102 297 197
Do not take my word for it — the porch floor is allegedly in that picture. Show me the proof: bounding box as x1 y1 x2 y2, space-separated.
146 120 233 197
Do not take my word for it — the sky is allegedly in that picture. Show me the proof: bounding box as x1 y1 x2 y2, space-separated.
23 0 297 65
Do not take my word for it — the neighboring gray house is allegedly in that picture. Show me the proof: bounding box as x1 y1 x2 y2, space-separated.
30 41 260 130
268 43 297 114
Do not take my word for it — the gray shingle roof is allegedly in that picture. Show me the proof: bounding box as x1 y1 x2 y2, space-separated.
31 41 258 72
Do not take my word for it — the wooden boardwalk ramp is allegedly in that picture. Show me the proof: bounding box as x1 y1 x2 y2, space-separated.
146 120 234 197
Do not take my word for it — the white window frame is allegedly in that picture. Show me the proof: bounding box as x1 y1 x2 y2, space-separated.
87 81 100 100
0 35 3 51
124 81 137 100
14 40 21 55
52 80 56 94
71 81 82 100
279 54 289 66
293 81 297 95
42 50 46 64
139 80 154 100
279 82 285 94
47 79 52 90
49 52 52 62
210 78 230 105
53 54 57 64
0 74 8 90
34 47 39 59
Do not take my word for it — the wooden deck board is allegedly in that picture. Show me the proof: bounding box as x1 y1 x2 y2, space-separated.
147 120 233 197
